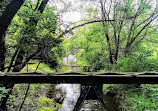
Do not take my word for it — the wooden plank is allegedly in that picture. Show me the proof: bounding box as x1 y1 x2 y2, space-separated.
0 72 158 84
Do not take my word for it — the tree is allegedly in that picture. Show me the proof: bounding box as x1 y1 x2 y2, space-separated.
0 0 157 110
0 0 25 110
11 0 49 73
100 0 158 64
67 23 108 70
66 0 158 70
0 0 57 110
0 0 25 71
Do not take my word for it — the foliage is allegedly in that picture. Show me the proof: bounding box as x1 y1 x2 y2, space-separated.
3 1 63 110
9 5 57 46
0 0 12 16
113 55 158 72
8 84 61 111
0 87 9 101
67 23 109 70
0 0 158 110
68 21 158 71
5 0 62 71
64 1 158 110
123 84 158 111
103 84 158 111
6 50 60 110
21 60 55 73
7 63 61 110
35 96 61 111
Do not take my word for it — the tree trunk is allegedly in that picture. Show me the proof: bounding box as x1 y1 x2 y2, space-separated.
0 34 6 71
0 0 50 110
100 0 114 65
0 84 14 111
13 50 25 72
114 44 119 63
13 0 49 72
0 0 25 71
0 0 25 110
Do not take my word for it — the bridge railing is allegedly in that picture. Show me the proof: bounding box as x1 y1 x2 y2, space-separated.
0 72 158 84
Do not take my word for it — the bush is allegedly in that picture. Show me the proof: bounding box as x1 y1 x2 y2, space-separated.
35 96 61 111
0 87 9 101
113 55 157 72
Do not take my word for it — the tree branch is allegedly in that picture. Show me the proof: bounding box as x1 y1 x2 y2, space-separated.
56 19 114 39
127 27 148 52
130 14 158 44
18 84 30 111
7 50 18 72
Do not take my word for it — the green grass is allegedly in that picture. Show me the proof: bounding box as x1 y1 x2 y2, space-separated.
21 60 55 73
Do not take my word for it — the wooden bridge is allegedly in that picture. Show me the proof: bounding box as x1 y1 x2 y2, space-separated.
0 72 158 84
1 72 158 111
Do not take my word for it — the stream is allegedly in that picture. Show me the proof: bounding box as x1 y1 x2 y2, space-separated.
55 55 101 111
55 55 120 111
56 84 80 111
56 84 102 111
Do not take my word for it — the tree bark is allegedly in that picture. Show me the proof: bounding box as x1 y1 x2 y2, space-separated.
0 0 25 110
0 34 6 71
13 0 49 72
13 50 25 72
0 0 25 72
100 0 113 65
7 50 18 72
0 0 49 109
0 0 50 110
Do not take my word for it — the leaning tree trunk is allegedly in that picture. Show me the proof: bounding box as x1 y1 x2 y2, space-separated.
0 34 6 71
0 0 25 110
0 0 49 110
12 0 49 72
0 0 25 71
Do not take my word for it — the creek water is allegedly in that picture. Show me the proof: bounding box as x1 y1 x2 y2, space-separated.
56 84 102 111
55 55 101 111
55 55 122 111
56 84 80 111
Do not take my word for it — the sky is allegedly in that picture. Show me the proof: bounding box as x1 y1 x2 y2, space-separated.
49 0 157 22
49 0 100 22
47 0 158 32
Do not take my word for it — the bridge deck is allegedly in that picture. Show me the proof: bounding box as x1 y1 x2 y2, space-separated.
0 72 158 84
